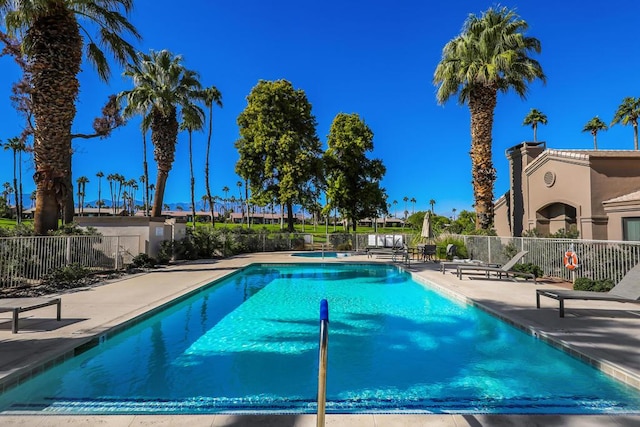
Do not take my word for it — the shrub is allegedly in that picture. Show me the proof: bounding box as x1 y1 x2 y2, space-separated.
43 263 90 288
511 262 543 278
131 253 157 268
574 277 615 292
435 236 467 260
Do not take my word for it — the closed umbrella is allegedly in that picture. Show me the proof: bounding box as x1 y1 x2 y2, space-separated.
421 211 433 240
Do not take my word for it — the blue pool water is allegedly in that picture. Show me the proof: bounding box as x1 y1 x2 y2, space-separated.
292 251 351 258
1 263 640 414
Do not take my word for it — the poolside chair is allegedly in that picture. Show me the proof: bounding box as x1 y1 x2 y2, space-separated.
456 250 535 282
0 297 61 333
536 264 640 317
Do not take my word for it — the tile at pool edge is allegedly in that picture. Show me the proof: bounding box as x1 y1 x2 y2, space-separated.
212 414 316 426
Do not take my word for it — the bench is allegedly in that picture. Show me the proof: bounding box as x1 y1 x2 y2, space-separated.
0 297 62 333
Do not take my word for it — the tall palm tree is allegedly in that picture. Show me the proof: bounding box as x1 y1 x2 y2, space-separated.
434 6 545 229
611 97 640 150
202 86 223 226
237 180 244 225
76 176 89 214
2 137 26 223
582 116 608 150
179 103 205 230
452 207 457 220
522 108 548 142
392 200 398 218
222 186 230 216
0 0 141 234
410 197 416 214
119 49 203 217
96 171 104 216
429 199 436 214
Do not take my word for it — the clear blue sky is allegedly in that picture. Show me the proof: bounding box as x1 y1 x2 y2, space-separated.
1 0 639 217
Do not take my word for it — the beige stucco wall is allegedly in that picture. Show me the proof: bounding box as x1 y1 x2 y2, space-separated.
493 195 510 237
75 216 167 257
524 155 592 237
604 201 640 241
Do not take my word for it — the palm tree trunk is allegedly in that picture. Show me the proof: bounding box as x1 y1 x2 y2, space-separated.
152 170 168 217
593 133 598 150
286 201 295 232
205 106 215 227
468 86 497 230
634 124 638 151
143 124 150 216
30 6 82 234
189 130 196 230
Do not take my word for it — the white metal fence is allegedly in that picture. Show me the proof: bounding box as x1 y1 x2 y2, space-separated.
0 235 140 289
453 235 640 283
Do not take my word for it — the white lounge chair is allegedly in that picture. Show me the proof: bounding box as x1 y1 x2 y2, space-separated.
456 250 535 282
536 264 640 317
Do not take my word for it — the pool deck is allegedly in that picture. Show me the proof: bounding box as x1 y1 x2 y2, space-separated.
2 252 640 426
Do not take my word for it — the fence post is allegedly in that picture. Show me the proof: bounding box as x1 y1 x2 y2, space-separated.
66 236 72 265
115 236 121 270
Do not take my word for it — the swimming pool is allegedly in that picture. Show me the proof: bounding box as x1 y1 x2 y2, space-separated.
1 263 639 414
291 251 351 258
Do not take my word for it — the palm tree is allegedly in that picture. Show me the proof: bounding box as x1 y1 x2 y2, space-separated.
222 186 230 215
434 6 545 229
611 97 640 150
522 108 548 142
237 181 244 225
2 137 26 223
582 116 608 150
119 49 203 217
429 199 436 214
107 173 116 214
410 197 417 214
76 176 89 215
96 171 104 216
202 86 223 226
180 103 205 230
392 200 398 218
1 0 140 234
452 207 457 220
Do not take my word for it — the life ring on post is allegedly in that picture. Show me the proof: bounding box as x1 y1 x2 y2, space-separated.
564 251 579 270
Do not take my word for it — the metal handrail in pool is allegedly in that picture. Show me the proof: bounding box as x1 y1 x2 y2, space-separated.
317 299 329 426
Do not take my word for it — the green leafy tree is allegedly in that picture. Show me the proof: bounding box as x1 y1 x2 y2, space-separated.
324 113 387 232
522 108 547 142
0 0 140 234
235 79 322 232
119 49 203 217
582 116 608 150
611 97 640 150
434 6 545 230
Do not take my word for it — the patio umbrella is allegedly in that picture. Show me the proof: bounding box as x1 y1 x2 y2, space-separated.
421 211 433 240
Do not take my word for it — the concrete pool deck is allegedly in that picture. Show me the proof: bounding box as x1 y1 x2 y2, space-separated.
1 252 640 426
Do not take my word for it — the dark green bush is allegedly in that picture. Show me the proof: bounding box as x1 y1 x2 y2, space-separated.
435 237 467 260
573 277 615 292
43 263 90 288
131 253 157 268
511 262 543 278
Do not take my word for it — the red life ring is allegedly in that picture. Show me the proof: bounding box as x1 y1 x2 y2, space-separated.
564 251 578 270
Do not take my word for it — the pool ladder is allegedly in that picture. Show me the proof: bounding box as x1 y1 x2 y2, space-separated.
317 299 329 426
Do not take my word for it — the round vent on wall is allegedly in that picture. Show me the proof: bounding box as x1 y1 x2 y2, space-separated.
544 171 556 187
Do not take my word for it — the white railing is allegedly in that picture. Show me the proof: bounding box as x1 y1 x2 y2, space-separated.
0 235 140 289
452 235 640 283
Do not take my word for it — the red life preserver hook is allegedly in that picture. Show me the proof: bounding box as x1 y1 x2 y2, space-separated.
564 251 579 270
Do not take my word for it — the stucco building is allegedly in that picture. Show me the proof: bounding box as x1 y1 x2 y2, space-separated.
494 142 640 241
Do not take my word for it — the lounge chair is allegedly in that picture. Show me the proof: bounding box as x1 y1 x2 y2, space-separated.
456 250 535 282
536 264 640 317
0 297 61 333
441 259 494 274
